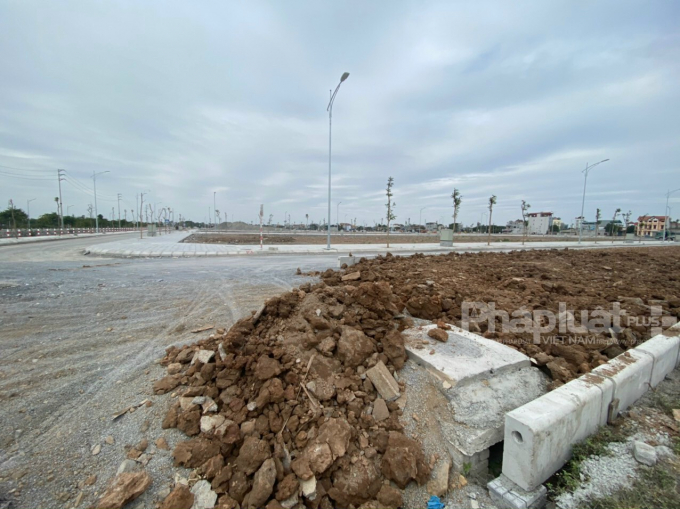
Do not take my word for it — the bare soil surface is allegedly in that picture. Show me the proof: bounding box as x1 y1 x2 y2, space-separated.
183 233 575 245
146 246 680 509
322 247 680 387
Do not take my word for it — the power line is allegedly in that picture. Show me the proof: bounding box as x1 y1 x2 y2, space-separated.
0 170 54 180
0 164 54 173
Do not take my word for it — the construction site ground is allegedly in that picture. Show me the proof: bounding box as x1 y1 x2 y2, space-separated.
0 238 679 509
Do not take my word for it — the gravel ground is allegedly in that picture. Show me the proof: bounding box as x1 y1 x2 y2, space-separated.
0 237 336 509
554 368 680 508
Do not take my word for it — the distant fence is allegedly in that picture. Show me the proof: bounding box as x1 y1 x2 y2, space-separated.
3 227 136 238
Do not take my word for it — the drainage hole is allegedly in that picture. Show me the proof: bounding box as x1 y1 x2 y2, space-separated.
512 430 524 444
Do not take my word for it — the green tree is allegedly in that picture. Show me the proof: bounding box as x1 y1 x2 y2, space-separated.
451 189 462 234
487 195 497 246
0 206 29 229
521 200 531 245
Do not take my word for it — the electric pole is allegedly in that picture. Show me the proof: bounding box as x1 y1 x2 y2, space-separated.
57 169 66 228
117 193 122 228
139 192 147 239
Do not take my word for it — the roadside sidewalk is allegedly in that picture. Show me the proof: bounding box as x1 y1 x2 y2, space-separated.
0 230 138 247
84 232 672 258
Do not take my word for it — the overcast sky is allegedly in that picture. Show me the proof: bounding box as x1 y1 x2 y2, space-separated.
1 1 679 227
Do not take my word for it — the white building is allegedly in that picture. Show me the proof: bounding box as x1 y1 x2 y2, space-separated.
527 212 553 235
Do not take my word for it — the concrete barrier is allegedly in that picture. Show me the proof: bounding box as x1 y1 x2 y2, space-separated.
635 334 680 387
502 375 614 491
501 332 678 493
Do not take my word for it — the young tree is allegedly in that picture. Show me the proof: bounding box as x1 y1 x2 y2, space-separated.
623 210 632 238
521 200 531 245
611 208 621 243
487 195 497 246
595 208 601 241
385 177 396 248
451 189 462 234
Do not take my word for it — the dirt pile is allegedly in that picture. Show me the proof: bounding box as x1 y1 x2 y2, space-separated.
156 278 429 508
329 248 680 387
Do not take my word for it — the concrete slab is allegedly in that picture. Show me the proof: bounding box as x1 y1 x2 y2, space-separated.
634 334 680 387
441 367 548 456
403 324 530 385
502 371 615 491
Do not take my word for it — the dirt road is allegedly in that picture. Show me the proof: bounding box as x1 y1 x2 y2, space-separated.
0 241 335 509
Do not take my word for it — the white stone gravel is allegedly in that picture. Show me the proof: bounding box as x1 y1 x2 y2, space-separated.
555 441 639 509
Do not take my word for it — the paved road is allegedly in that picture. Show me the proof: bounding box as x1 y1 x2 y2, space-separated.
0 236 337 509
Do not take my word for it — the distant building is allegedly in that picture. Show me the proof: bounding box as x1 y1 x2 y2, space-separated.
527 212 553 235
636 215 668 237
552 217 563 230
503 220 524 234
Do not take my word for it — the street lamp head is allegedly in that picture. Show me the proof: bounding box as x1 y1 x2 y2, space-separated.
600 159 610 163
340 72 350 82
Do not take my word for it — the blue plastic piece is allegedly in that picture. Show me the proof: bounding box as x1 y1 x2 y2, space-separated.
427 495 445 509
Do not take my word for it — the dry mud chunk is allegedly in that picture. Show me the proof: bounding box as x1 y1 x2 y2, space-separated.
337 326 376 368
97 471 152 509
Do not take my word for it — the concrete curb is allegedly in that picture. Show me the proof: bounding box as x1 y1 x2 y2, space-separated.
501 330 680 492
83 240 673 259
0 230 135 247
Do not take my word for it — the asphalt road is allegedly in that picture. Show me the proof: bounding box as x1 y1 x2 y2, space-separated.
0 235 336 509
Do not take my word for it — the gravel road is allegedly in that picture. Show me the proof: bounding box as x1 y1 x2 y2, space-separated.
0 236 334 508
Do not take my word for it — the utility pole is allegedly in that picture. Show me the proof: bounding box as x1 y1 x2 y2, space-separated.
213 192 217 228
92 170 109 233
57 169 65 228
117 193 122 228
27 198 36 231
139 192 147 239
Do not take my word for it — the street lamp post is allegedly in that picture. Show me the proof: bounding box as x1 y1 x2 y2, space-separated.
92 170 110 233
578 159 609 244
336 202 342 230
420 207 427 228
663 188 680 241
326 71 350 249
27 198 36 231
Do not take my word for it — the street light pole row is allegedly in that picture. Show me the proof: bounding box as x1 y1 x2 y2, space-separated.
326 71 350 249
578 159 610 244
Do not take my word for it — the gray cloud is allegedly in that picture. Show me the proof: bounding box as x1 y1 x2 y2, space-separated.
1 0 679 227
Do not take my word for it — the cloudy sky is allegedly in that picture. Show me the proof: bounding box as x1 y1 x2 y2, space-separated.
1 1 679 227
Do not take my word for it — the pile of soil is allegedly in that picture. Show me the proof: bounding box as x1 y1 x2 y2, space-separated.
325 248 680 387
155 277 429 509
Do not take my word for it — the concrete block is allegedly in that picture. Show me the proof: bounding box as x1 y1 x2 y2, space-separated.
634 334 680 387
591 349 653 415
488 475 547 509
403 324 530 385
366 361 400 401
337 255 357 268
502 373 614 491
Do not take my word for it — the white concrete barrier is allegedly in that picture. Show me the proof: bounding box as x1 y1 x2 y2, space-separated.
502 375 614 491
502 332 679 492
635 334 680 387
591 349 653 416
